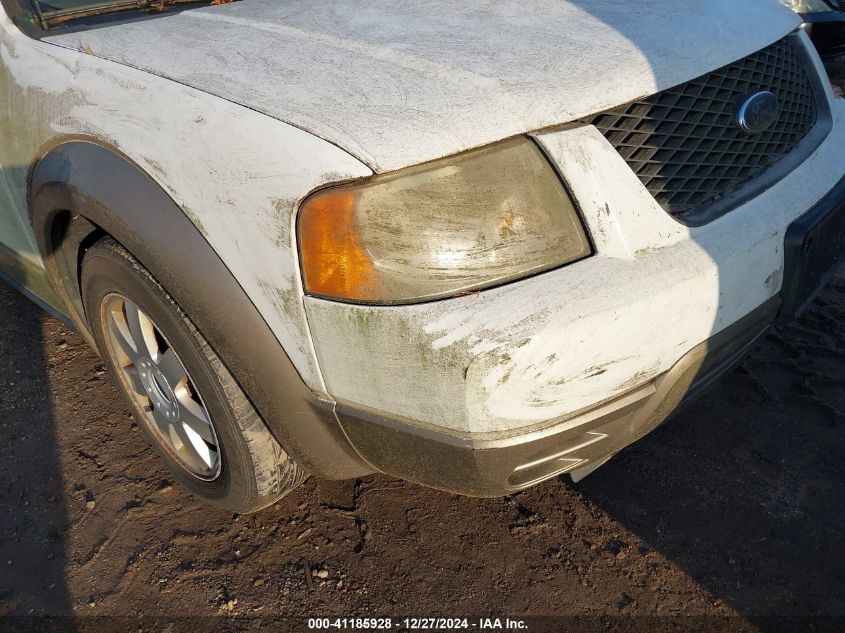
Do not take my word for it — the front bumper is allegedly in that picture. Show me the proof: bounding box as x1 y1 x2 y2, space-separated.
333 174 845 496
303 47 845 492
336 297 779 495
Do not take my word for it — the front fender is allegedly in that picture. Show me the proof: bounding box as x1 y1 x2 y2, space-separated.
30 140 371 479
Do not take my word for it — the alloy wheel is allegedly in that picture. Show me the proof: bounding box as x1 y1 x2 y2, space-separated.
101 293 222 479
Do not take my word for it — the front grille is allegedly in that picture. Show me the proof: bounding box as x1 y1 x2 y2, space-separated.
583 37 820 220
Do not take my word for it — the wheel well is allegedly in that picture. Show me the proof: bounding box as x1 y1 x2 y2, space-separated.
44 209 106 344
29 139 372 479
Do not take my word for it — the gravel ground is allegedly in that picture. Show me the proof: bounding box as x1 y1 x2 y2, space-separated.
0 60 843 633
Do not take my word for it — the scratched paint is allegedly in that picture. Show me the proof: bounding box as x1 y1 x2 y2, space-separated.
0 11 371 393
307 37 845 434
45 0 800 172
0 3 840 439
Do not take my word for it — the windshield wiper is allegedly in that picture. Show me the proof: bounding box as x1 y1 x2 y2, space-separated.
32 0 232 29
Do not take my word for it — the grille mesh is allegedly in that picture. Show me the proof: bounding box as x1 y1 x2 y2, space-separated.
583 38 819 219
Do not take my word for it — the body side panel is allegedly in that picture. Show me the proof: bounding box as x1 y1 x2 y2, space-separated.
0 10 375 477
0 10 372 396
28 142 371 477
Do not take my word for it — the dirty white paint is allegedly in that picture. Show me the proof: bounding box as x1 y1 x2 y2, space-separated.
306 33 845 434
0 10 371 393
46 0 800 172
0 2 837 438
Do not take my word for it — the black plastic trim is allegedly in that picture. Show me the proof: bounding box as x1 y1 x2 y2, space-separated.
29 140 371 479
778 175 845 320
673 33 835 227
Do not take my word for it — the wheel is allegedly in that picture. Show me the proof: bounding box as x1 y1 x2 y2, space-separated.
81 237 307 513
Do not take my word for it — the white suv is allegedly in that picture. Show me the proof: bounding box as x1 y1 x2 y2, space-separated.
0 0 843 512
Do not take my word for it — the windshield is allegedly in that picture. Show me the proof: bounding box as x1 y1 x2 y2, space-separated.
37 0 121 9
32 0 235 28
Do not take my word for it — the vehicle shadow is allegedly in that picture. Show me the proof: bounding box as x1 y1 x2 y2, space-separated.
0 283 72 617
574 266 845 624
3 271 840 626
528 3 845 625
0 6 841 628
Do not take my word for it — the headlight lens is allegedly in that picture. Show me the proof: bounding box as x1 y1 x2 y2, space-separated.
298 137 591 304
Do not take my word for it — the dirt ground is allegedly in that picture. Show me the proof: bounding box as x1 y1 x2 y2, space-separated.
1 63 844 633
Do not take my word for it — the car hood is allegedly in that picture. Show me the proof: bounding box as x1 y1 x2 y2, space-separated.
46 0 800 172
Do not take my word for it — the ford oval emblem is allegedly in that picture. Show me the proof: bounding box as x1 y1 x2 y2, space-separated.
736 91 780 134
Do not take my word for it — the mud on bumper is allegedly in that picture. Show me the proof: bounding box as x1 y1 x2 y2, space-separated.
333 176 845 496
335 298 779 496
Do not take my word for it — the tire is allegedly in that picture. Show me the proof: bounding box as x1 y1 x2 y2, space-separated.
81 237 307 513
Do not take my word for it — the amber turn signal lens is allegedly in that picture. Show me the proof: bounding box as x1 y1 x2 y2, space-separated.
299 190 381 301
298 137 590 304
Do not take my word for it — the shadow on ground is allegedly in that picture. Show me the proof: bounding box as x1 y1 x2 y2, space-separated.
1 58 844 633
578 268 845 623
0 267 842 629
0 287 70 615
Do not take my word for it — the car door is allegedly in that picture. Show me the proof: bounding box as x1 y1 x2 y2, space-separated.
0 0 61 307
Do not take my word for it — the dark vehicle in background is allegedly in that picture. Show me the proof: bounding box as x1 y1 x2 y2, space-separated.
784 0 845 57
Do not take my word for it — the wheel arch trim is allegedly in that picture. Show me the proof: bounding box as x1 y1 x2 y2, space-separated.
28 139 371 479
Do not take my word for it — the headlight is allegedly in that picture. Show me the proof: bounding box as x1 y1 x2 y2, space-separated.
298 137 591 304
